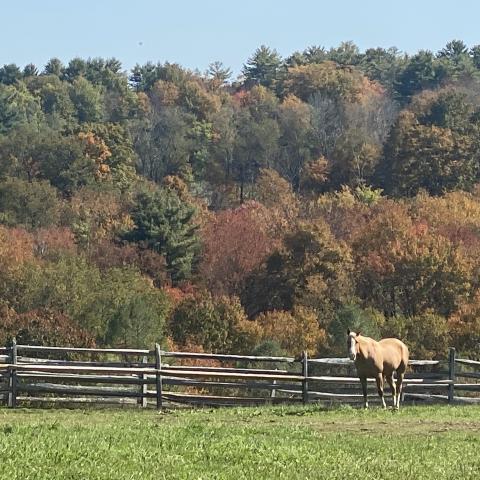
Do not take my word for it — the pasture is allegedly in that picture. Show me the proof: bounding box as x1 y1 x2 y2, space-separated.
1 405 479 479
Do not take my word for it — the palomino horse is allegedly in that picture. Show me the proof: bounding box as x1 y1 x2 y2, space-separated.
347 330 409 409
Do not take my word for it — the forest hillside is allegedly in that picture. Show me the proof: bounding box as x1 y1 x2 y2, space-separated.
1 40 480 359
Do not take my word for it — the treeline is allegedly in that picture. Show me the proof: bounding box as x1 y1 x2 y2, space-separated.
1 40 480 359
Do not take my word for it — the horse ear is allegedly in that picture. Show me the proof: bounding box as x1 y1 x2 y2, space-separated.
347 329 350 335
357 331 362 337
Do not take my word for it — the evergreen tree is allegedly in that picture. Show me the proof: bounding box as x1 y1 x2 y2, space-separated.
123 187 200 283
242 45 282 89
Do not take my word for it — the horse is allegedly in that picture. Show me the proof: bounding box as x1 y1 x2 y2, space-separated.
347 330 409 409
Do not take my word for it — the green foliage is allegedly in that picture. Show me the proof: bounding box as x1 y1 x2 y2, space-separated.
0 83 43 133
242 45 282 89
43 57 64 76
170 292 252 353
26 74 75 125
69 77 105 123
78 122 138 188
0 124 84 190
132 106 194 182
123 187 200 283
0 178 62 228
0 63 22 85
96 267 170 347
6 253 169 346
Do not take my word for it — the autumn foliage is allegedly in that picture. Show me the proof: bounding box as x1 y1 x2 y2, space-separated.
3 42 480 358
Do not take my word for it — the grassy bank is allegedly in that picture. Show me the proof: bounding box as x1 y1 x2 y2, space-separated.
0 405 479 479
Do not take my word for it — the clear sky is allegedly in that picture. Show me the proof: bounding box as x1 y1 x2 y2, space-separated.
1 0 479 77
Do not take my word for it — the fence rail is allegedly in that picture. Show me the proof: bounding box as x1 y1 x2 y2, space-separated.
0 343 479 408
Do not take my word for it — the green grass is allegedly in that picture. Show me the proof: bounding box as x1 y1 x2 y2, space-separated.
0 404 479 479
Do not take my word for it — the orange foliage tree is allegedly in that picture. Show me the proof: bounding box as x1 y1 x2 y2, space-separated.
354 200 474 318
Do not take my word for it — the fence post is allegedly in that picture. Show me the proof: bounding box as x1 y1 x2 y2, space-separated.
138 355 148 408
448 347 456 404
8 338 17 408
155 343 163 409
302 351 308 405
271 369 277 399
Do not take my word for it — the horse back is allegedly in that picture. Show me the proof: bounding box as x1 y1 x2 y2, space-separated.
379 338 409 372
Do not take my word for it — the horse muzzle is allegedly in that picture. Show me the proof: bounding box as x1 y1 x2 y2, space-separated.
349 353 356 361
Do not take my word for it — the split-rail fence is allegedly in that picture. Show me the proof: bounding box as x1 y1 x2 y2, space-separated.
0 341 479 408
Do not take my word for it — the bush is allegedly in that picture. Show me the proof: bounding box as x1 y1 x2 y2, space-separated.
169 292 254 353
0 306 95 347
248 307 327 356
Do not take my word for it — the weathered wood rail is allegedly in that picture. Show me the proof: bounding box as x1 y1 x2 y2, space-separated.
0 343 478 408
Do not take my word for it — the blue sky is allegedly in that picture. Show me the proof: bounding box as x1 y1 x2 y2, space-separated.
2 0 479 76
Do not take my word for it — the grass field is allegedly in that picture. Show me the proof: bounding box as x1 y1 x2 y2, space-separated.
0 404 479 479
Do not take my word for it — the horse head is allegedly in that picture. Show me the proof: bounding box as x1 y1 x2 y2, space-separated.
347 329 361 361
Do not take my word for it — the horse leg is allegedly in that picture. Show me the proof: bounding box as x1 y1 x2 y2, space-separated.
386 374 396 408
395 372 405 409
376 374 386 409
360 377 368 409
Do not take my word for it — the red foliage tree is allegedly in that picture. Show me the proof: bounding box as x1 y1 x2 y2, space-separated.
0 306 95 347
199 201 277 296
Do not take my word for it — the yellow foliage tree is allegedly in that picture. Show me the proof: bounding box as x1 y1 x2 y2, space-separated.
246 307 327 356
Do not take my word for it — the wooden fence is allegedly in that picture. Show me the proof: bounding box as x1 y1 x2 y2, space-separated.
0 342 479 408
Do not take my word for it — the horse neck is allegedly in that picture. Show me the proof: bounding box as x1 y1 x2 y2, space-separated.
356 336 376 359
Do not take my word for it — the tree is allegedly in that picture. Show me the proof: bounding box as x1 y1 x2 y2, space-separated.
122 187 200 283
63 57 87 81
69 77 105 122
471 45 480 69
283 61 376 103
395 50 440 100
353 200 473 318
23 63 38 77
199 201 276 296
378 88 480 196
43 58 64 77
101 268 169 347
206 61 232 89
0 124 83 187
26 75 75 124
68 187 132 248
169 292 253 353
439 40 468 60
132 106 194 183
0 83 43 134
242 220 353 322
448 290 480 357
232 104 280 203
253 168 299 235
242 45 282 89
77 123 138 189
275 95 314 190
0 64 22 85
0 306 95 347
248 306 327 356
359 47 405 92
328 41 361 66
0 178 62 229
